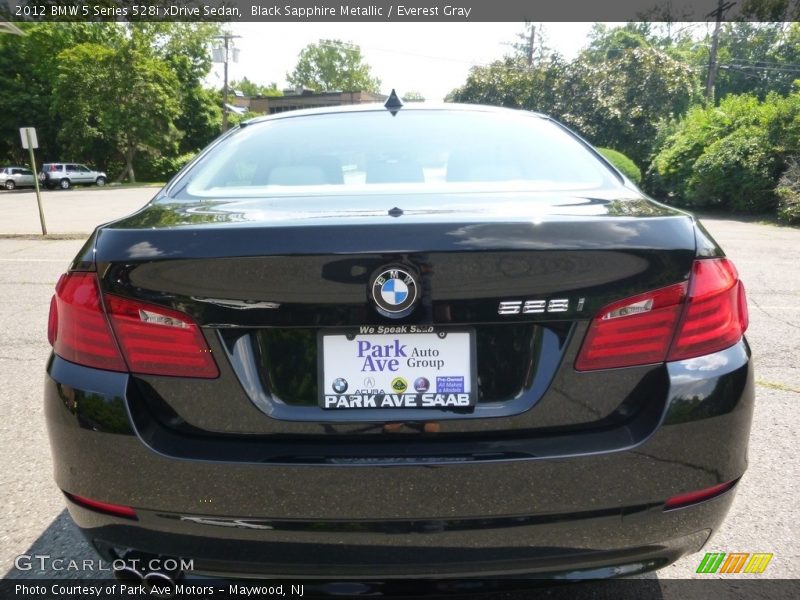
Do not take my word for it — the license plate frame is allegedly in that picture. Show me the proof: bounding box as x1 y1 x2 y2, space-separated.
317 326 478 410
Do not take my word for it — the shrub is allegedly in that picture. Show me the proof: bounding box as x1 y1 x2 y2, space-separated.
647 95 767 206
597 147 642 184
776 159 800 224
688 126 778 213
647 91 800 214
135 152 197 182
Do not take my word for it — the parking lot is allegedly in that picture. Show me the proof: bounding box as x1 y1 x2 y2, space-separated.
0 185 160 235
0 187 797 594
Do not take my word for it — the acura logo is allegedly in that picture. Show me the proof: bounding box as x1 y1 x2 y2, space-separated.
371 267 418 317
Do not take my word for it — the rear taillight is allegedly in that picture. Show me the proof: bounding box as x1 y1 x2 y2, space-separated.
48 273 127 372
47 295 58 346
667 259 748 361
575 258 748 371
105 294 218 378
575 282 687 371
48 273 218 378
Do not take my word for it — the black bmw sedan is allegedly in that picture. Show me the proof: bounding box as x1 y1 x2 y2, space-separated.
45 102 753 583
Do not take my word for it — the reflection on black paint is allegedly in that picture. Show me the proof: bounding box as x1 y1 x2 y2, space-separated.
57 383 132 434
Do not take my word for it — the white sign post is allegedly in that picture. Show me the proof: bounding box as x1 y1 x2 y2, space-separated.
19 127 47 235
20 127 38 150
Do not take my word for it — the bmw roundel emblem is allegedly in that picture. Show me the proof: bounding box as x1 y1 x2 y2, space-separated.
371 267 419 317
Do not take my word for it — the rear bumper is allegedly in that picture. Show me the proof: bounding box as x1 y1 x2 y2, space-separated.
68 493 730 580
45 341 754 579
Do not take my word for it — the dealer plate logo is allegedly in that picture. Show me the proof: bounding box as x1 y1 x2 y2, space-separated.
371 267 418 317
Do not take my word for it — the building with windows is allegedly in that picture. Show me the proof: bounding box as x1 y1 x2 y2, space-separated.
231 89 387 115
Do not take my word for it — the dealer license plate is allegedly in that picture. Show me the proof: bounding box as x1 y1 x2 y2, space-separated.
318 326 476 409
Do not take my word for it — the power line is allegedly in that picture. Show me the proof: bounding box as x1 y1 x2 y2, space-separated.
726 57 800 68
721 65 778 80
723 63 800 74
705 0 738 102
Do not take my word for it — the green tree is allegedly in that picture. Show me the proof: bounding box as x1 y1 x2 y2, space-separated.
449 35 697 166
559 45 699 166
287 39 381 93
145 22 223 154
509 22 550 66
230 77 283 97
0 22 120 163
54 40 181 182
712 22 800 100
401 91 425 102
448 55 567 113
0 22 222 178
582 22 650 62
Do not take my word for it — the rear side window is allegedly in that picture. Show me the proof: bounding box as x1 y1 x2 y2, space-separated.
177 110 618 198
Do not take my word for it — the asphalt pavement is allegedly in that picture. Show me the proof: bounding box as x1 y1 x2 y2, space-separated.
0 187 797 597
0 185 160 235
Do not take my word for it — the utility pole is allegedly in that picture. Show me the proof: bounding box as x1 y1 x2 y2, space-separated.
527 24 535 67
705 0 736 103
213 33 241 132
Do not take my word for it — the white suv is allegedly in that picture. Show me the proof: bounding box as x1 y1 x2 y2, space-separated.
40 163 107 190
1 166 36 190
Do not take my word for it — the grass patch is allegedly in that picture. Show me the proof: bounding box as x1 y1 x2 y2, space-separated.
108 182 166 188
0 233 89 240
756 379 800 394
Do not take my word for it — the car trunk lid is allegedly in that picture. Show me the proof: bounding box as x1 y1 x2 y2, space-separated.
93 191 696 437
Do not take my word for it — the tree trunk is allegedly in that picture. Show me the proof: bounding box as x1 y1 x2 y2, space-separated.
115 143 137 183
126 143 136 184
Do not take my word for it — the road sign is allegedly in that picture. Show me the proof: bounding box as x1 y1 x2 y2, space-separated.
20 127 38 149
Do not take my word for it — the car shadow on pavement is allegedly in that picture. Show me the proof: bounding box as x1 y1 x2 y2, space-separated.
3 510 104 580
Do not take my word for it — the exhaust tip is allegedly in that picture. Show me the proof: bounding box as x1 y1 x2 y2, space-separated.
144 565 182 597
144 570 176 585
111 549 183 589
113 564 144 583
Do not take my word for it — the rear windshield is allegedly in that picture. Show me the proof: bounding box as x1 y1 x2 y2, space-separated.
176 109 618 198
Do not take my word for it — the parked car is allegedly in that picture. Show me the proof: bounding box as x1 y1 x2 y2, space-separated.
39 162 106 189
45 102 753 585
1 165 36 190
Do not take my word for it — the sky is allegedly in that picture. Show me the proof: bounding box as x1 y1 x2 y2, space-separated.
208 23 608 101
